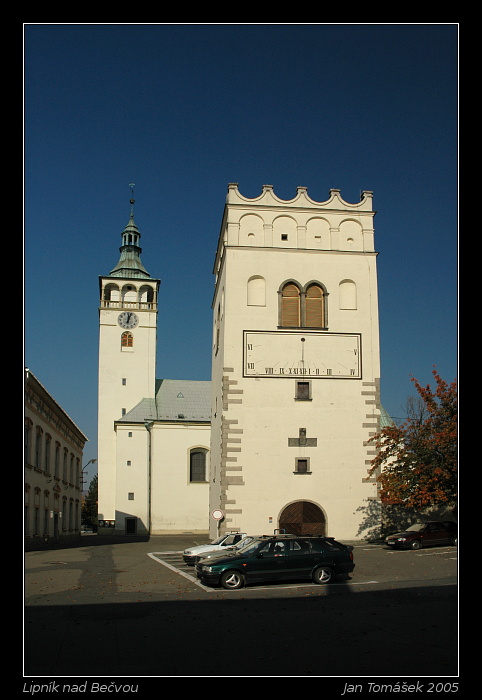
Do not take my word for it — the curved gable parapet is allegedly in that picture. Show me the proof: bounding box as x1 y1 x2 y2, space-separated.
227 183 374 211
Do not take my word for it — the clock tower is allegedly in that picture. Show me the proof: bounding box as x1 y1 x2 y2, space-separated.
97 188 160 533
210 184 382 540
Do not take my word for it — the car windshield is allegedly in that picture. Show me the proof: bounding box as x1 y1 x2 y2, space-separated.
211 536 228 545
405 523 425 532
237 539 264 555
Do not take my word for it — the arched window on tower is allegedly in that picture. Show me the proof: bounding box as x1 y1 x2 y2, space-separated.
280 282 301 327
339 279 357 310
305 283 325 328
103 283 120 305
122 285 137 304
279 281 327 329
247 275 266 306
121 331 134 348
139 285 154 308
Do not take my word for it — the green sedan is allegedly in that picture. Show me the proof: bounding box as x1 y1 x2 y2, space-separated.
195 534 354 589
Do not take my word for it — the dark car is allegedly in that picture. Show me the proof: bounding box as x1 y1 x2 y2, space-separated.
195 534 354 590
385 521 457 550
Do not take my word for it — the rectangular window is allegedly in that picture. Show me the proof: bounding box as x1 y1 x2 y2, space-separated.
128 492 134 500
43 509 49 535
54 445 60 478
190 450 207 482
295 458 310 474
295 381 311 400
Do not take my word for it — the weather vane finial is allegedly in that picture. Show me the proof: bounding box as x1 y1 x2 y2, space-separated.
129 183 135 216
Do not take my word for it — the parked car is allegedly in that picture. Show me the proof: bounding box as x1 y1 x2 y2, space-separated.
195 536 255 564
183 532 248 564
385 521 457 550
195 534 354 589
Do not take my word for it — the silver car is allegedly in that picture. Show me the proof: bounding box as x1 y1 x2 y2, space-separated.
194 536 255 565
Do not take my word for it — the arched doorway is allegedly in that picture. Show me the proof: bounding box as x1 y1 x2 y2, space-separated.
279 501 326 536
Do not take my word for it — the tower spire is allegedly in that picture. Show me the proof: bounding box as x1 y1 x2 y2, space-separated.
109 184 151 279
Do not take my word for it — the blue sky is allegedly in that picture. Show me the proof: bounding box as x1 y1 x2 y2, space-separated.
24 24 458 488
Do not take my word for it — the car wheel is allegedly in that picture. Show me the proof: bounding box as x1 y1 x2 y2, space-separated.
409 540 421 550
312 566 334 584
220 570 244 590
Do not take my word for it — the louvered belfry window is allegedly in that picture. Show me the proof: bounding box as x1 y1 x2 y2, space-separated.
280 282 325 328
281 283 301 327
305 284 324 328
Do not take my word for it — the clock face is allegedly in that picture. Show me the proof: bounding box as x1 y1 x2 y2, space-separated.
244 331 361 379
118 311 139 329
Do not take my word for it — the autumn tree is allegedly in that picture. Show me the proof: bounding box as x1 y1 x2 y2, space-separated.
369 369 457 509
81 473 98 531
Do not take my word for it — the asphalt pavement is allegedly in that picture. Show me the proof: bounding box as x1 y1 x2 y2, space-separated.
23 534 459 685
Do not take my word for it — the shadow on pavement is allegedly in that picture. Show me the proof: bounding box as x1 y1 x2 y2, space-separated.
24 582 458 678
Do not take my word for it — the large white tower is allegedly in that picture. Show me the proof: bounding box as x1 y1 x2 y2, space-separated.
97 188 160 534
209 184 382 540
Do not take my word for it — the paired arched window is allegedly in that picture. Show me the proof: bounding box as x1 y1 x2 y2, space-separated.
305 284 325 327
281 283 301 327
280 281 326 328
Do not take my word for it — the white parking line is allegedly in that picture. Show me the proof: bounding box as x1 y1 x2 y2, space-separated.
148 552 380 591
148 552 212 591
385 547 456 556
415 549 457 557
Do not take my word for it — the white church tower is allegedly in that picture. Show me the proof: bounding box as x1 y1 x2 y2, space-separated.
97 187 160 534
209 184 382 540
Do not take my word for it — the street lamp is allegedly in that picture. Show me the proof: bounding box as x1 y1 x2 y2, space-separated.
81 458 97 491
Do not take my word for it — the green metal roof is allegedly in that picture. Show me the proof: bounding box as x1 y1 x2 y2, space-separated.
379 404 395 427
109 214 152 279
117 379 211 424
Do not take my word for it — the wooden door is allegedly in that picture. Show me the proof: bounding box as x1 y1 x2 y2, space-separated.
279 501 325 536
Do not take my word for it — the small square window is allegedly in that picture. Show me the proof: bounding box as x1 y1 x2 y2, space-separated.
295 381 311 400
128 492 134 500
126 460 131 466
294 458 311 474
281 234 288 241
